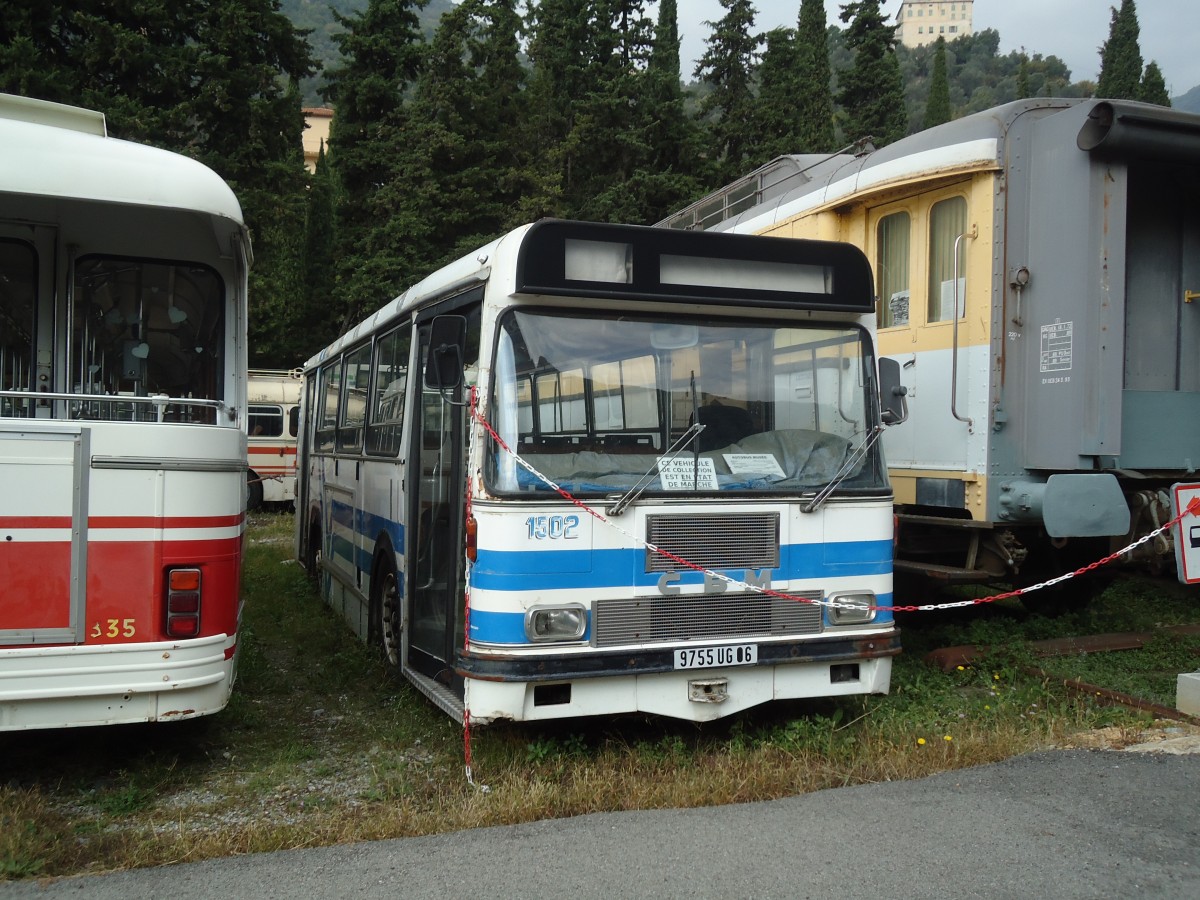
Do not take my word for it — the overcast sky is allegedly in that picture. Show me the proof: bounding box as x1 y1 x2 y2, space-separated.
666 1 1198 96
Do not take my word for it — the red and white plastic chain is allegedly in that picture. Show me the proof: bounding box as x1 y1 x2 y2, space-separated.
471 400 1200 614
463 385 487 789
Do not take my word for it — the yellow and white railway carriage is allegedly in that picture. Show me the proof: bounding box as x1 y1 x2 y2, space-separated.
663 99 1200 601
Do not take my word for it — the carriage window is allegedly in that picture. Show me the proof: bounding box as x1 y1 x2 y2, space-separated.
69 256 224 421
367 324 410 456
876 212 911 327
0 240 36 418
927 196 967 322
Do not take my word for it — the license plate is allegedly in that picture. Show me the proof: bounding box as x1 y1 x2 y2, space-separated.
674 644 758 670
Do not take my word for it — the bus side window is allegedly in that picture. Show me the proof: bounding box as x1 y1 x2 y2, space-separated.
316 361 339 450
366 324 410 457
289 405 299 437
338 342 371 452
248 404 283 437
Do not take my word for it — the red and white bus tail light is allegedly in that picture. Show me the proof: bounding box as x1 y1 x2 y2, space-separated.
166 568 202 637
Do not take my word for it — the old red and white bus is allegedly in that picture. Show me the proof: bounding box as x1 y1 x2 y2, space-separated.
0 93 251 730
247 368 302 509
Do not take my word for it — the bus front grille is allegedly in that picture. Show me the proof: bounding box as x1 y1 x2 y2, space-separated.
592 591 823 647
645 513 779 572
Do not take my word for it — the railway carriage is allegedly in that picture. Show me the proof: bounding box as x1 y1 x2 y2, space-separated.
662 98 1200 598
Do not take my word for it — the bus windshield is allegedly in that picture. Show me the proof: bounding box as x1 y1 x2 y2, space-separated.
488 309 886 496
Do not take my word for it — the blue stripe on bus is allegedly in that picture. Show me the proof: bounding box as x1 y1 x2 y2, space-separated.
470 540 891 592
327 498 405 580
468 592 895 645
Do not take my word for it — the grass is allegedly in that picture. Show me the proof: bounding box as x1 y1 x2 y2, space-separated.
1 513 1198 880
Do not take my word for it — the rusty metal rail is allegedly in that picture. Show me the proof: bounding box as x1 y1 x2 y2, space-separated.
925 624 1200 725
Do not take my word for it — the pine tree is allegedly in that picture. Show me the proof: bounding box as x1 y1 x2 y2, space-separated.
322 0 428 327
1138 60 1170 106
0 1 317 367
923 37 952 129
838 0 908 147
1097 0 1143 100
694 0 761 184
794 0 836 153
0 1 74 100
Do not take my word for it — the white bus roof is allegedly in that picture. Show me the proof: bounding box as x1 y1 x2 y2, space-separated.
0 92 245 226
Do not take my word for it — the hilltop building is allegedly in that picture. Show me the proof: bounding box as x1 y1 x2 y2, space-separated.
302 107 333 173
896 0 974 47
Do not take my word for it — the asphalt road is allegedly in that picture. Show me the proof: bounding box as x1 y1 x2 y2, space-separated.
6 748 1199 899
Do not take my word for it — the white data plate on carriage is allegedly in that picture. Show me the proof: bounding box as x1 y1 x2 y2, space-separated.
1171 483 1200 585
674 644 758 670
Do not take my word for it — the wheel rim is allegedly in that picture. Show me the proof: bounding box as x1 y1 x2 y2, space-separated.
380 568 401 669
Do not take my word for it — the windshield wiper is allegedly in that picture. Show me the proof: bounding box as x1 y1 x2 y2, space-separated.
801 425 883 514
606 422 705 517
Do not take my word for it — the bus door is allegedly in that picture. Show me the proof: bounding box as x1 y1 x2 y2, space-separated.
408 303 479 686
295 373 316 568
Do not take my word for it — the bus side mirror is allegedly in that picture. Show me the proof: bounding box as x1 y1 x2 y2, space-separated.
424 315 467 390
879 357 908 426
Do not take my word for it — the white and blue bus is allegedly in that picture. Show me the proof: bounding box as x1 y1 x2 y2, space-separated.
295 220 905 724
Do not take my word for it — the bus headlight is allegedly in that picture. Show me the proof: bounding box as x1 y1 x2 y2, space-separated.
525 605 587 642
828 592 876 625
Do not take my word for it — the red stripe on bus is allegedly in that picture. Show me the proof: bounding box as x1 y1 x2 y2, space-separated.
0 516 73 529
89 514 246 529
1 515 244 531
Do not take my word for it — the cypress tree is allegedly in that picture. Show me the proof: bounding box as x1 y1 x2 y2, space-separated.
388 0 530 273
322 0 428 327
626 0 707 222
1096 0 1143 100
755 27 803 162
1016 52 1031 100
292 143 339 359
794 0 836 153
838 0 908 147
694 0 761 184
923 37 952 129
1138 61 1170 106
567 0 659 221
523 0 593 219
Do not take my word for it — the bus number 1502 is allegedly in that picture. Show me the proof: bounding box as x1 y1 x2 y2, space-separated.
526 514 580 540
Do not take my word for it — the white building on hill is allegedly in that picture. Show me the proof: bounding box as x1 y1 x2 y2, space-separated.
896 0 975 47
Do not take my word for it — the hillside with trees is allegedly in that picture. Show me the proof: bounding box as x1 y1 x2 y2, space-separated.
3 0 1188 369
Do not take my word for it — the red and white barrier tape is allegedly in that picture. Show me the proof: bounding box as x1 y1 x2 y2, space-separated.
471 403 1200 614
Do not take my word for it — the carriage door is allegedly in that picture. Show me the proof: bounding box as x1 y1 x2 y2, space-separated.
408 299 481 685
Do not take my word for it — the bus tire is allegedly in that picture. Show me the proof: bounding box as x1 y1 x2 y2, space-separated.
371 551 402 677
247 471 264 510
304 519 321 579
